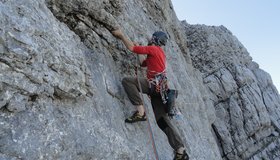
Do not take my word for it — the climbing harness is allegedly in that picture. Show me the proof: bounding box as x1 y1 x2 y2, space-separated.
148 70 168 104
147 71 180 119
136 57 159 160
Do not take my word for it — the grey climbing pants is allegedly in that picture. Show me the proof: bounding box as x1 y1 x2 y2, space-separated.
122 77 185 150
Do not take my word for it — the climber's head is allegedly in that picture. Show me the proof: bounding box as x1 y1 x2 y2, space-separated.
148 31 168 46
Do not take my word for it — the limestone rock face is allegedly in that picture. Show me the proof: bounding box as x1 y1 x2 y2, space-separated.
184 23 280 159
0 0 279 160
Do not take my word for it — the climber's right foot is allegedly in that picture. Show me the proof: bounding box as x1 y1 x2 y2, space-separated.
173 150 189 160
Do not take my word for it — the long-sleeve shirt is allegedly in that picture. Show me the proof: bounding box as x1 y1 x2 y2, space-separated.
132 46 166 79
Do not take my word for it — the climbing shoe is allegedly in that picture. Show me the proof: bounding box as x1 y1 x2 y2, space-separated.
173 150 189 160
125 111 147 123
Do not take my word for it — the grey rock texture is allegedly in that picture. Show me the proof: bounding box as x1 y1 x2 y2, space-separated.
0 0 279 160
184 23 280 159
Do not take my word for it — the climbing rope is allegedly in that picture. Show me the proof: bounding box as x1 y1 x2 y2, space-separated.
136 56 159 160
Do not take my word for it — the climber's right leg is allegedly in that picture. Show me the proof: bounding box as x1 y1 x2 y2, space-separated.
151 97 189 160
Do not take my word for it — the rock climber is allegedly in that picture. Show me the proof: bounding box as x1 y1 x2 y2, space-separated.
112 28 189 160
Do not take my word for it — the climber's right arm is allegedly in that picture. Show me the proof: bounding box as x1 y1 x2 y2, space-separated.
112 29 134 51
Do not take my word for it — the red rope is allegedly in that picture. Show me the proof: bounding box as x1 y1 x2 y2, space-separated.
136 57 159 160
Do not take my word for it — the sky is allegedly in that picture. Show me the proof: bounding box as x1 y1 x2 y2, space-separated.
171 0 280 92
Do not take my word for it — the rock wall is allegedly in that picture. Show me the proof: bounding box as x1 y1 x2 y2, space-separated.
183 23 280 160
0 0 279 160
